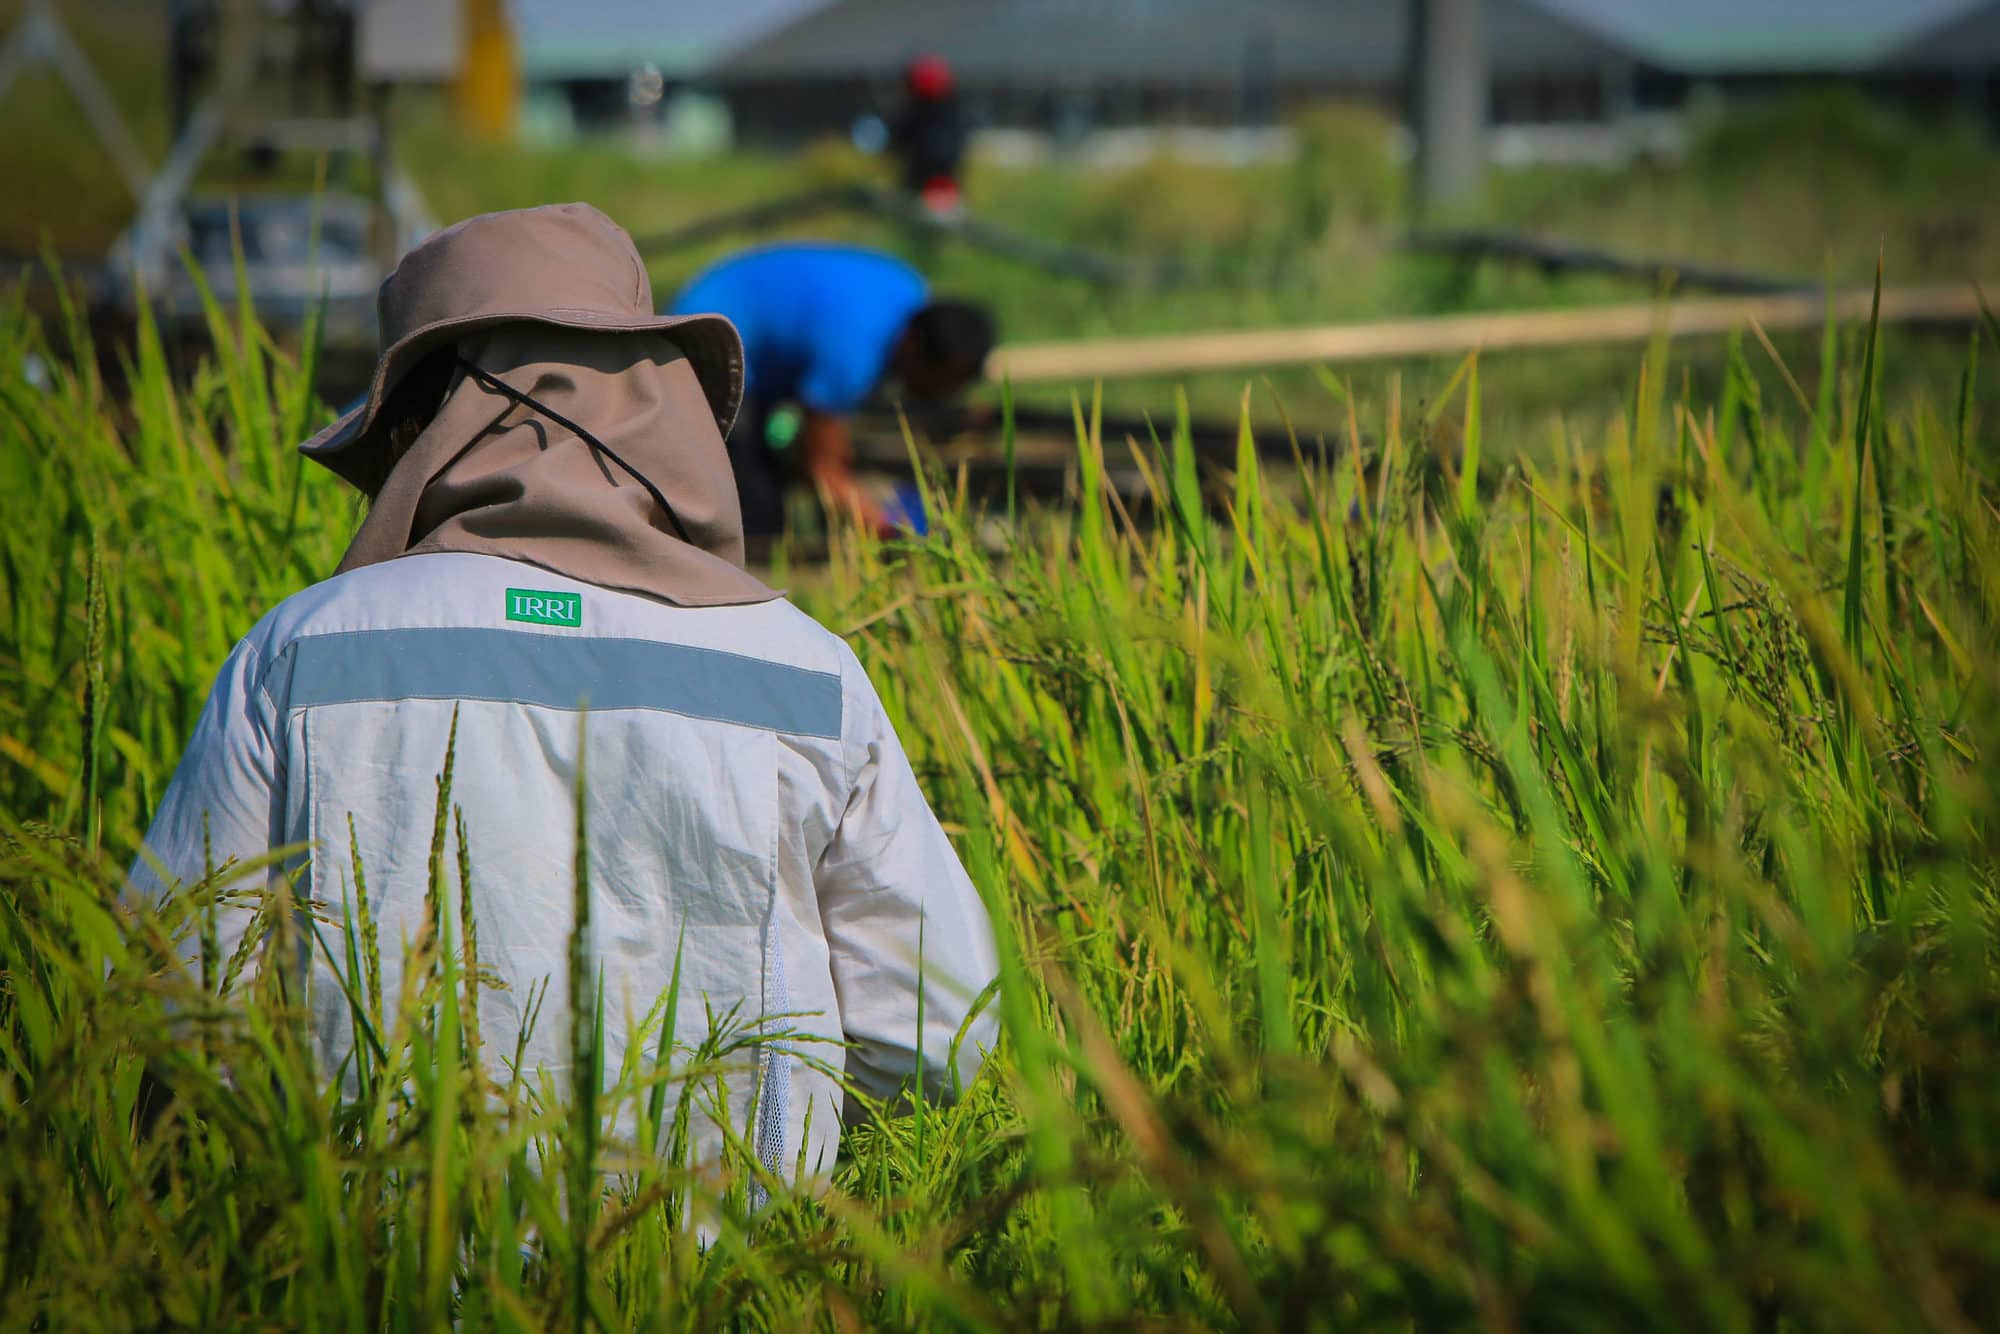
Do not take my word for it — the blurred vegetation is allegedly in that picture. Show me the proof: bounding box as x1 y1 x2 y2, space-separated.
0 0 169 257
1487 88 2000 287
1287 101 1406 234
387 91 2000 437
3 8 1998 443
1686 84 1997 193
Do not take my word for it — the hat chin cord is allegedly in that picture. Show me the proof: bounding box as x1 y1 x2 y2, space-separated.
453 355 694 545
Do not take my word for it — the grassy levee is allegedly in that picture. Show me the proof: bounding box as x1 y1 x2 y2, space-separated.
1 275 1998 1329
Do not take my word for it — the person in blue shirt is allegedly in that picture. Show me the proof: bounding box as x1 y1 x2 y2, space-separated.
670 244 995 536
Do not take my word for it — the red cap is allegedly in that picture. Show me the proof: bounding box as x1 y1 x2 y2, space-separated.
905 53 954 100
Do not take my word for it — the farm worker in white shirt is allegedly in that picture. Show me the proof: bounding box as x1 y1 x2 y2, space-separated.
129 203 1000 1179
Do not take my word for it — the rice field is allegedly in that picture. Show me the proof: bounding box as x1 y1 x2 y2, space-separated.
1 276 1997 1330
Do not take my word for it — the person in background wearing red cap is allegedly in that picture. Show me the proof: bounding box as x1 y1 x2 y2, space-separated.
892 53 967 217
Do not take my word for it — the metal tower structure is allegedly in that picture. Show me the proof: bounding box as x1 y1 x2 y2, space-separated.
109 0 433 342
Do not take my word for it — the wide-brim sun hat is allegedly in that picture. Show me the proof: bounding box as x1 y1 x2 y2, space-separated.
300 202 742 492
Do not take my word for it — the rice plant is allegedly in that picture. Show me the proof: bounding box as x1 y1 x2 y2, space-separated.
0 270 1996 1330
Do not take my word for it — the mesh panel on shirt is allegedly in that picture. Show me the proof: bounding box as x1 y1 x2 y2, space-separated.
750 914 792 1206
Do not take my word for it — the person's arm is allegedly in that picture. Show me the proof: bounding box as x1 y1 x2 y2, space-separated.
128 636 285 978
797 409 891 535
815 659 1000 1108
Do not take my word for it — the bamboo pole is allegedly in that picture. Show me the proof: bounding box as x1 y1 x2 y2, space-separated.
986 283 1992 384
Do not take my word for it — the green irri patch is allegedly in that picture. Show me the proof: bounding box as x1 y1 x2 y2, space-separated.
505 588 582 628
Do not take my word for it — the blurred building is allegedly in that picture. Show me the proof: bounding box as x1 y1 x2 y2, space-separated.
1536 0 2000 121
708 0 1640 141
462 0 2000 153
1865 1 2000 119
504 0 822 135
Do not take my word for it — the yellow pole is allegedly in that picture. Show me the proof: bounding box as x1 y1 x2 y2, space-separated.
455 0 517 140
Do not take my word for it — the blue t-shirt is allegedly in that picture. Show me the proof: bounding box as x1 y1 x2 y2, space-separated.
670 245 928 414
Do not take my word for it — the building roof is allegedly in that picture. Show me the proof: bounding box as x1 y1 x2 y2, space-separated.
508 0 2000 88
1882 0 2000 70
509 0 834 80
713 0 1638 85
1530 0 1988 75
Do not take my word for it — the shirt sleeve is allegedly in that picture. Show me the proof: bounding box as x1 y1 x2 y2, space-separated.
128 636 285 971
815 657 1000 1106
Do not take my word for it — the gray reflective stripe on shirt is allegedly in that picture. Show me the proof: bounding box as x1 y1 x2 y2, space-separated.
258 627 842 739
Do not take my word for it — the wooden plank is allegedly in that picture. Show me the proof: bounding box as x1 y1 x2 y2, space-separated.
986 282 1991 384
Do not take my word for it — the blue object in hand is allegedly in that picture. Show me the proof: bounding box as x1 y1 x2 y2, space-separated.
884 482 929 536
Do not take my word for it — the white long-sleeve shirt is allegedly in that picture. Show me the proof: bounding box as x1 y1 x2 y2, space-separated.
130 551 999 1178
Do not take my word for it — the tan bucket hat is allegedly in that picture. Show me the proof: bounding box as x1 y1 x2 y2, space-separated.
300 202 742 491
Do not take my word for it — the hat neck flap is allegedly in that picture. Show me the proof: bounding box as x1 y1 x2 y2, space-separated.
336 326 779 609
